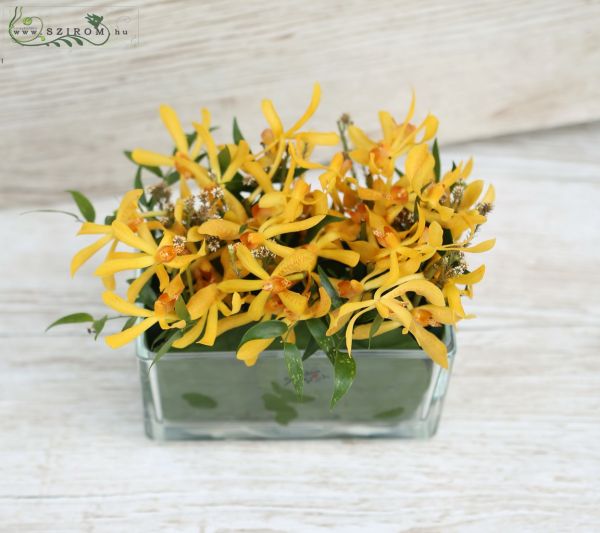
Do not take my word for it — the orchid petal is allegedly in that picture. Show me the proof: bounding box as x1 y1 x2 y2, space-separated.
127 265 156 302
237 337 275 366
131 149 173 168
105 317 159 349
70 234 112 276
159 104 188 154
236 244 270 280
172 314 207 349
102 291 153 317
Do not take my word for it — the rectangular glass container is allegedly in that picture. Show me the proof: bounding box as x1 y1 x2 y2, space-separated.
136 326 456 440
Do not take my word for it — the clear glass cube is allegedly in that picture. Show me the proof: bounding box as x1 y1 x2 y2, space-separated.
136 326 456 440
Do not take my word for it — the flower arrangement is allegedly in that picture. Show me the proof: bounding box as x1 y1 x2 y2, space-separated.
52 84 494 406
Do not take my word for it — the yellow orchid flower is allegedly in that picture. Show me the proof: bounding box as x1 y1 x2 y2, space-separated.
327 274 454 368
94 221 203 278
238 212 328 259
57 86 495 410
192 122 252 187
131 105 214 189
258 178 328 223
170 283 242 349
102 289 180 349
442 264 486 317
258 83 339 181
71 189 145 278
348 94 438 178
218 246 317 321
303 232 361 268
235 284 332 367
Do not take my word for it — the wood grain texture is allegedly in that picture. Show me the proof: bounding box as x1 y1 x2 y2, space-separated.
2 0 600 207
1 121 599 531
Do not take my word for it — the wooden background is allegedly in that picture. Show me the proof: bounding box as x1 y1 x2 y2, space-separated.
1 1 600 531
2 0 600 207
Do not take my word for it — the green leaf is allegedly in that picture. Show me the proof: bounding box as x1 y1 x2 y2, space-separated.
92 315 108 340
217 146 231 175
283 343 304 398
72 36 83 46
394 167 405 177
359 221 368 241
413 196 420 223
121 316 137 331
432 138 441 182
305 317 327 347
305 317 337 364
317 266 343 309
151 328 185 368
262 393 298 425
150 327 172 352
135 279 157 309
302 335 319 361
368 315 384 348
272 382 314 404
186 130 198 148
175 297 191 323
442 228 453 246
20 209 83 222
223 172 251 196
133 166 143 189
182 392 217 409
374 406 405 420
331 350 356 408
239 320 287 347
305 215 344 242
66 190 95 222
438 228 454 257
104 214 116 225
46 312 94 331
91 315 108 340
164 172 180 185
233 117 245 144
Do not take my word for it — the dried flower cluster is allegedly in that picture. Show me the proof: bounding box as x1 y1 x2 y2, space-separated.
61 84 494 402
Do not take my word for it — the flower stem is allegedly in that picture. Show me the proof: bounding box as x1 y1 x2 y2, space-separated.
185 267 195 296
337 118 357 179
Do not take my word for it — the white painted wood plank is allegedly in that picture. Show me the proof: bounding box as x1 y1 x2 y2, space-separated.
2 0 600 207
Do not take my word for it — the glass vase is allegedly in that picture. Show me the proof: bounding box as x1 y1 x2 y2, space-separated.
136 326 456 440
